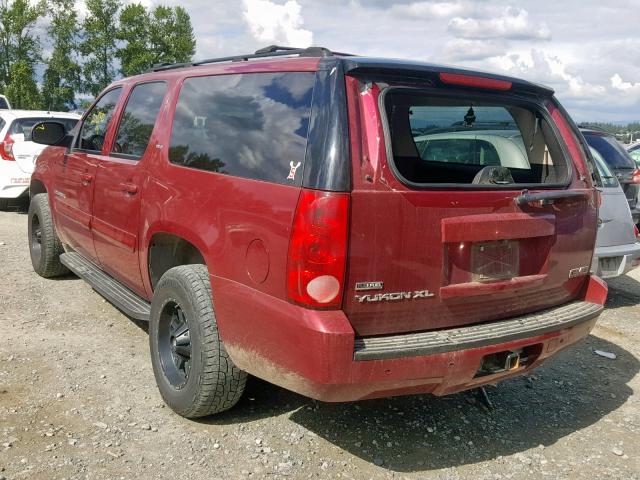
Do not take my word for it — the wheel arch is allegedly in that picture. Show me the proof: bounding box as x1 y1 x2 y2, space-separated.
146 230 208 291
29 177 47 199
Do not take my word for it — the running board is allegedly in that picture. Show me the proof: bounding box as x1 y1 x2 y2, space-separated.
60 252 151 321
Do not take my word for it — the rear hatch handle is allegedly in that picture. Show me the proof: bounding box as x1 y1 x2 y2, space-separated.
514 189 590 206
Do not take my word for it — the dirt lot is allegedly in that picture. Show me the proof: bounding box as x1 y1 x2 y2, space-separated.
0 207 639 480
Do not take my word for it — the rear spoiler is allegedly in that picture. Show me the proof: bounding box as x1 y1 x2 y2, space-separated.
339 57 554 97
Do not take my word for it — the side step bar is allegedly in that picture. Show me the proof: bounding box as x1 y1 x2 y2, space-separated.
60 252 151 321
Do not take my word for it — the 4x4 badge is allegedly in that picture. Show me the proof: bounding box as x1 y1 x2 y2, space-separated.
287 161 301 180
355 290 435 303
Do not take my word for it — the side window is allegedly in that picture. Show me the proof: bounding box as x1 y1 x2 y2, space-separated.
168 72 315 185
77 88 122 152
112 82 167 159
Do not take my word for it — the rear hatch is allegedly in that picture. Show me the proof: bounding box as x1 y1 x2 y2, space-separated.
342 68 598 337
583 131 638 210
591 147 636 248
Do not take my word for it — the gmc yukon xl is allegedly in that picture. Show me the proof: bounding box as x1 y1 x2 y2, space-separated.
27 46 607 418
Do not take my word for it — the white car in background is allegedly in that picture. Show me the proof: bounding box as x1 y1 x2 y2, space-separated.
0 110 79 210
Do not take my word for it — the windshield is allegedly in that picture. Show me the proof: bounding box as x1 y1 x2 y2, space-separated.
9 117 78 141
384 90 569 187
590 147 619 188
584 133 636 169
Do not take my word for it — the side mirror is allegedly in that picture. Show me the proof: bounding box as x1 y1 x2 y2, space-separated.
31 121 71 147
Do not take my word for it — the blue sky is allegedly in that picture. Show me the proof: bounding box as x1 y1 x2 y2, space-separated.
74 0 640 122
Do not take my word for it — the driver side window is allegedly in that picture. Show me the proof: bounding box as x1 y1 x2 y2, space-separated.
77 88 122 152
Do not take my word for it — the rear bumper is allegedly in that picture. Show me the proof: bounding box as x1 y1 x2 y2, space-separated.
0 160 30 199
592 242 640 279
214 275 607 402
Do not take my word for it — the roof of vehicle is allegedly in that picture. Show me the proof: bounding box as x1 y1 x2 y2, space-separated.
0 110 80 120
110 45 554 96
579 127 613 137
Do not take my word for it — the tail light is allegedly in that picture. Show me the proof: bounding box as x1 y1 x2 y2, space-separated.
631 169 640 184
0 133 15 161
287 189 349 309
634 225 639 241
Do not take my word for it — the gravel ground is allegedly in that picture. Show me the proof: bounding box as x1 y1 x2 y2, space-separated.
0 206 639 480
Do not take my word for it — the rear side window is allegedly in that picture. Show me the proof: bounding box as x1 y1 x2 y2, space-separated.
112 82 167 159
78 88 122 152
169 72 315 185
584 133 636 169
9 117 78 141
0 97 8 109
384 90 569 187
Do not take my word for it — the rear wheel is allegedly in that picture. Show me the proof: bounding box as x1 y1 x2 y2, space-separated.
149 265 247 418
28 193 69 278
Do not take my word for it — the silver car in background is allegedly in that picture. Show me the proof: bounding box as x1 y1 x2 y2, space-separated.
591 147 640 278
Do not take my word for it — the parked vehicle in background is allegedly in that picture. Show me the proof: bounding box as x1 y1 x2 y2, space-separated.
590 147 640 278
27 46 606 419
0 95 11 110
582 128 640 223
627 141 640 165
0 110 79 210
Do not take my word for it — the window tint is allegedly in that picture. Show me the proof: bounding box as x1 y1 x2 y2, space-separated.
112 82 167 158
169 72 314 185
584 133 636 169
78 88 122 152
385 91 568 186
9 117 78 141
0 98 8 109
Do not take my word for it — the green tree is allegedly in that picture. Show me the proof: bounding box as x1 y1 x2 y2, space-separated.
81 0 122 96
0 0 45 90
5 59 40 108
118 4 195 77
41 0 81 110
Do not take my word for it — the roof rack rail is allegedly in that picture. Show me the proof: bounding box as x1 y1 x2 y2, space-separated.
150 45 353 73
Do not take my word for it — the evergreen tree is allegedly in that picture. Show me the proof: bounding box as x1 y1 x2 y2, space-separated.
81 0 121 97
41 0 81 110
0 0 44 92
5 59 40 108
118 4 195 77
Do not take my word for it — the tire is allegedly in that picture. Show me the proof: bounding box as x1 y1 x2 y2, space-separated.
0 198 9 211
149 264 247 418
28 193 69 278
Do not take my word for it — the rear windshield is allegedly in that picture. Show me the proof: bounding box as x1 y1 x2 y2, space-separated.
590 147 619 188
9 117 78 141
383 89 570 187
583 133 635 169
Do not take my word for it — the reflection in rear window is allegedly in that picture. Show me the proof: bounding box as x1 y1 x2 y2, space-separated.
169 72 315 185
584 133 636 169
384 91 569 187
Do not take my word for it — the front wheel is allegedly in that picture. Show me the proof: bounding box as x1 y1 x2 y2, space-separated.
28 193 69 278
149 264 247 418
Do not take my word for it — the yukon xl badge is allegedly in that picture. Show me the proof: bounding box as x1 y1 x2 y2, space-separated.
355 289 435 303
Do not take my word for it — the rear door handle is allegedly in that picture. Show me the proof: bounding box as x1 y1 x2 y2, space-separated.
80 173 93 185
120 183 139 195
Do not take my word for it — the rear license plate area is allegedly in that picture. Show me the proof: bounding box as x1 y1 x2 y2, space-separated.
471 240 519 282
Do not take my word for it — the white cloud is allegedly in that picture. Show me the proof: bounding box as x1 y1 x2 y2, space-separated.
390 1 466 19
443 38 506 61
448 7 551 41
242 0 313 47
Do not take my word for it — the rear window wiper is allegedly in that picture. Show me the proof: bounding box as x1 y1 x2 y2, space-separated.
515 189 590 205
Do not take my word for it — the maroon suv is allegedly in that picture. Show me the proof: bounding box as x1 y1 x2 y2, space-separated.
27 46 606 418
